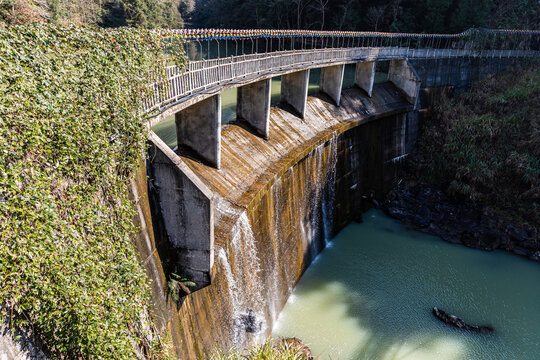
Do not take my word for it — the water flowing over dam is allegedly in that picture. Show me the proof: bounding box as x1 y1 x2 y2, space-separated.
133 28 540 359
147 80 419 357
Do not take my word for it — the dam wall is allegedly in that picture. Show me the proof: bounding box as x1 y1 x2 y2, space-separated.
147 82 414 358
133 55 522 359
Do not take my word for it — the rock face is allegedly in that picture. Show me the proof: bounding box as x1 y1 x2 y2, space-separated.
0 310 47 360
384 183 540 261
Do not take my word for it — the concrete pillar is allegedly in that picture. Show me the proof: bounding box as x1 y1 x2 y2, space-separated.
148 133 215 291
388 60 421 108
355 61 376 97
175 94 221 169
320 64 345 106
281 70 310 118
237 78 271 139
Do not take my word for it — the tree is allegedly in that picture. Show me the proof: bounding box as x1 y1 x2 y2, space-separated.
366 5 386 31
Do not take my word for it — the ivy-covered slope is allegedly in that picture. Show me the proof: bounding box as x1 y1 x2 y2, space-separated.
0 25 183 358
409 63 540 226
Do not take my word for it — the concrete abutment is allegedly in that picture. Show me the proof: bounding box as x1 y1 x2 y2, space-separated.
281 69 310 118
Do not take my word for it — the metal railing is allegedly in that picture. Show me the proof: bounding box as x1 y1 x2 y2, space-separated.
143 28 540 117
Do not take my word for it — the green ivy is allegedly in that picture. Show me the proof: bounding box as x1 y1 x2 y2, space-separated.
0 24 185 358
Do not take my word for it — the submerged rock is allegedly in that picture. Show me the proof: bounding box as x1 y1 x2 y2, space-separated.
432 307 494 334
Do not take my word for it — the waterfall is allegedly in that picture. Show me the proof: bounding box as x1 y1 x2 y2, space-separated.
269 177 285 323
322 137 338 245
214 137 340 349
216 206 266 348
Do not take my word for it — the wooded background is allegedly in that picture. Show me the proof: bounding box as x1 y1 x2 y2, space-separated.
1 0 538 33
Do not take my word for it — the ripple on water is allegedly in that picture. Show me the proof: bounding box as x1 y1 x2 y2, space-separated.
273 210 540 360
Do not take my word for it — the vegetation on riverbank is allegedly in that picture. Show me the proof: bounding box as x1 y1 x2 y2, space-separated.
192 0 539 32
0 24 184 358
211 338 313 360
408 61 540 226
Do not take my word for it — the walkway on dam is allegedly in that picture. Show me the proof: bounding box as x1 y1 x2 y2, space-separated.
143 28 540 122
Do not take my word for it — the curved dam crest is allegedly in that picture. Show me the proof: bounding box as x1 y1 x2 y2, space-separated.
148 81 415 358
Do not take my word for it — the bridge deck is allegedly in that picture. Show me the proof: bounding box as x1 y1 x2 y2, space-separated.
145 47 535 126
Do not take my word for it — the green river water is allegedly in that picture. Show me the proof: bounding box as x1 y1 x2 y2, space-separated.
272 210 540 360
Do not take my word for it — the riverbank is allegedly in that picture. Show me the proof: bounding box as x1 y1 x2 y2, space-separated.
383 182 539 261
384 63 539 261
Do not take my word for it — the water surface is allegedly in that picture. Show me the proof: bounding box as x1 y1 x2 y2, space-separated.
273 210 540 360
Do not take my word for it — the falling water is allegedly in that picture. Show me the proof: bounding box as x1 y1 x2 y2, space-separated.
214 137 340 349
321 137 338 244
215 202 266 348
268 177 285 323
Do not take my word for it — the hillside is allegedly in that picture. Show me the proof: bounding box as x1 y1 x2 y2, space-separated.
408 62 540 226
0 0 190 27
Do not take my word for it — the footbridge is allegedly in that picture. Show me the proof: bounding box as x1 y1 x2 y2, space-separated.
144 28 539 166
139 29 539 357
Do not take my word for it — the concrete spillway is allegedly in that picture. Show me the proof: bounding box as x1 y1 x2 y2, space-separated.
147 82 417 358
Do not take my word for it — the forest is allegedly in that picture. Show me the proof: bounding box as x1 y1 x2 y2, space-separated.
1 0 539 32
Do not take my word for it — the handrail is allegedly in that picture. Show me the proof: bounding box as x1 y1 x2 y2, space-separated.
143 46 539 118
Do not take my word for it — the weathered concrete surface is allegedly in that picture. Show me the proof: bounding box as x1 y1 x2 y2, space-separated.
355 61 376 97
409 56 518 90
281 70 310 118
0 310 47 360
162 82 413 359
128 164 185 355
320 64 345 105
148 135 215 290
237 79 272 139
176 95 221 168
388 60 421 107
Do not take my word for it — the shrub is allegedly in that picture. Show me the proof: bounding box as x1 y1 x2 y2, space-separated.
0 24 184 358
408 62 540 225
211 338 313 360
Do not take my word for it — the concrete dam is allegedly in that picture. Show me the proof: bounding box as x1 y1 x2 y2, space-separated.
128 29 539 359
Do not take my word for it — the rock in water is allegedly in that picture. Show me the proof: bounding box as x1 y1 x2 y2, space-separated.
236 309 262 333
432 307 494 333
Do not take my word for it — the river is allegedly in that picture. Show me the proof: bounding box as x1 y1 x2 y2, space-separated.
272 210 540 360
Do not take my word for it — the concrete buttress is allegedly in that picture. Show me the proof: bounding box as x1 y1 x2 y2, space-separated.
355 61 376 97
237 79 272 139
281 70 310 118
320 64 345 106
175 94 221 169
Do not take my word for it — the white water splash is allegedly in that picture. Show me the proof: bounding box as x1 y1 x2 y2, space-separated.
322 137 338 245
390 153 409 163
217 209 266 348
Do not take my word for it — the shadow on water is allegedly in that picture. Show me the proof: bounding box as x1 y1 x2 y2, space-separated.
274 210 540 360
